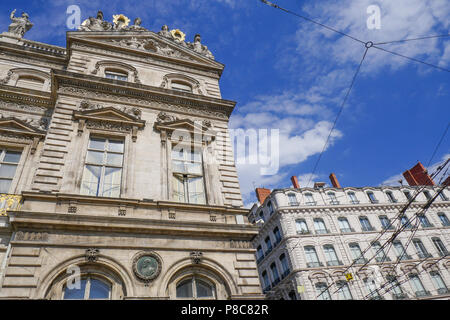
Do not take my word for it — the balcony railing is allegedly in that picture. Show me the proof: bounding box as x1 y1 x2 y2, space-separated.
327 260 344 266
307 261 324 268
340 228 355 233
281 269 290 279
0 194 22 216
392 293 408 300
415 290 431 298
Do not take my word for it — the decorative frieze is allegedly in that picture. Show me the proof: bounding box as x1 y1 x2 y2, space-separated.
15 231 49 242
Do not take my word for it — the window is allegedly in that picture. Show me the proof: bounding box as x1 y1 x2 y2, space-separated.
315 282 331 300
171 81 193 93
437 213 450 226
418 215 433 228
328 192 339 205
387 275 405 299
403 190 413 201
400 215 412 229
63 277 111 300
430 272 448 294
371 241 389 262
279 254 290 277
439 191 449 201
273 226 282 245
267 201 274 215
256 245 264 261
261 271 270 291
287 193 298 206
349 243 366 264
176 277 215 299
296 219 309 234
0 149 21 194
323 245 341 266
304 193 315 205
413 239 431 259
364 278 381 299
80 138 124 198
408 274 429 297
304 246 322 268
270 263 280 285
338 217 353 233
313 218 328 234
359 216 374 231
379 216 393 230
258 211 265 223
423 190 432 201
336 281 353 300
367 192 378 204
172 147 206 204
393 241 411 260
348 192 359 204
16 75 45 90
264 236 273 255
432 237 448 257
385 191 397 203
105 69 128 81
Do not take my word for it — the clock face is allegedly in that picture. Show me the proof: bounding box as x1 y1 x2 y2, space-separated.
136 256 159 278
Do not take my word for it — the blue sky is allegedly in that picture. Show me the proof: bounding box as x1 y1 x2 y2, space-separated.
2 0 449 206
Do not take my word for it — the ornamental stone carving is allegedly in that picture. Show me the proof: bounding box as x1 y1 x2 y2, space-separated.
187 34 215 60
190 251 203 264
7 9 33 38
78 100 142 120
132 251 162 283
78 11 113 31
156 111 178 123
85 248 100 262
15 231 48 241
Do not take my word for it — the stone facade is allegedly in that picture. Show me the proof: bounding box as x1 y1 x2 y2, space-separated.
250 185 450 300
0 12 263 299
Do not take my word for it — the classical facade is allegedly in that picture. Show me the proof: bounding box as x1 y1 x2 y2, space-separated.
250 171 450 300
0 10 263 299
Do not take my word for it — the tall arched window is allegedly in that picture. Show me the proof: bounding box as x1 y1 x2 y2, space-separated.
349 243 366 264
338 217 353 233
347 192 359 204
323 245 341 266
304 246 322 268
313 218 328 234
327 192 339 205
63 277 111 300
296 219 309 234
176 277 216 299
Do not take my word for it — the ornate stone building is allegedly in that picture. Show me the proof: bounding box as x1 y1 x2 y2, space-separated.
250 171 450 300
0 10 263 299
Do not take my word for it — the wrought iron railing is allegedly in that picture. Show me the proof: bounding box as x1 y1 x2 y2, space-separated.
0 194 22 216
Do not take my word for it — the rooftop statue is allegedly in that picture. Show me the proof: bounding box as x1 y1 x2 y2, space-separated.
128 18 148 32
78 11 112 31
158 25 173 39
189 34 215 60
8 9 33 38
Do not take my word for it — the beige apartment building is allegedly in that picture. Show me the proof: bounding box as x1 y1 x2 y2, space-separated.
250 169 450 300
0 10 263 300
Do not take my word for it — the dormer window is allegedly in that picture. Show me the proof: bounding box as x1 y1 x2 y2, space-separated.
105 69 128 81
171 81 192 93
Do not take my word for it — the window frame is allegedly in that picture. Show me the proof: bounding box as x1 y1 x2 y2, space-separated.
0 148 23 194
62 276 112 300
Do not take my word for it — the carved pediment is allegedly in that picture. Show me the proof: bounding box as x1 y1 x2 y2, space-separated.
0 117 46 154
68 32 223 69
73 101 145 141
154 112 216 142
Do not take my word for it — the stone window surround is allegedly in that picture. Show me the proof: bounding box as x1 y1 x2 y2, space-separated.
91 60 140 84
0 143 26 195
160 73 204 95
1 68 51 91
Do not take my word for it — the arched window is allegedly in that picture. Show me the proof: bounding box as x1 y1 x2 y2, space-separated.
313 218 328 234
270 263 280 285
437 212 450 226
287 193 298 206
336 281 353 300
347 192 359 204
432 237 448 257
304 246 322 268
105 69 128 81
273 226 282 244
338 217 353 233
430 271 448 294
367 192 378 204
296 219 309 234
63 277 111 300
279 253 290 277
359 216 374 231
267 201 274 215
393 240 411 260
379 215 393 230
315 282 331 300
408 274 429 297
349 243 366 264
176 277 216 299
327 192 339 205
323 245 341 266
385 191 397 203
423 190 432 201
304 193 315 205
371 241 390 262
412 239 431 259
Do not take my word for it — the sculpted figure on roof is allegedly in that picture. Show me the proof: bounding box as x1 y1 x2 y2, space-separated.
8 9 33 38
78 11 112 31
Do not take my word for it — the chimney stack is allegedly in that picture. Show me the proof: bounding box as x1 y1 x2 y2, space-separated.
255 188 271 204
402 162 435 186
329 173 341 188
291 176 300 189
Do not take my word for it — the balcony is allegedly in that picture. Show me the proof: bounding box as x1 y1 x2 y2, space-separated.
326 260 343 266
281 269 290 279
415 290 431 298
297 230 311 235
0 194 22 216
307 262 324 268
340 228 355 233
392 293 408 300
417 252 433 259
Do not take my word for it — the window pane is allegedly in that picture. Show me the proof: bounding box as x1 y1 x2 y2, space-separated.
173 174 186 202
0 164 18 178
177 279 193 298
0 179 12 194
64 279 87 300
187 176 205 204
88 279 110 299
3 151 21 163
86 151 104 164
80 165 102 196
108 140 124 153
89 138 106 150
102 167 122 197
172 82 192 92
106 153 123 166
196 279 214 298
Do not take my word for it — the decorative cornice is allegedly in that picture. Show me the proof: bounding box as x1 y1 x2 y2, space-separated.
0 84 53 109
